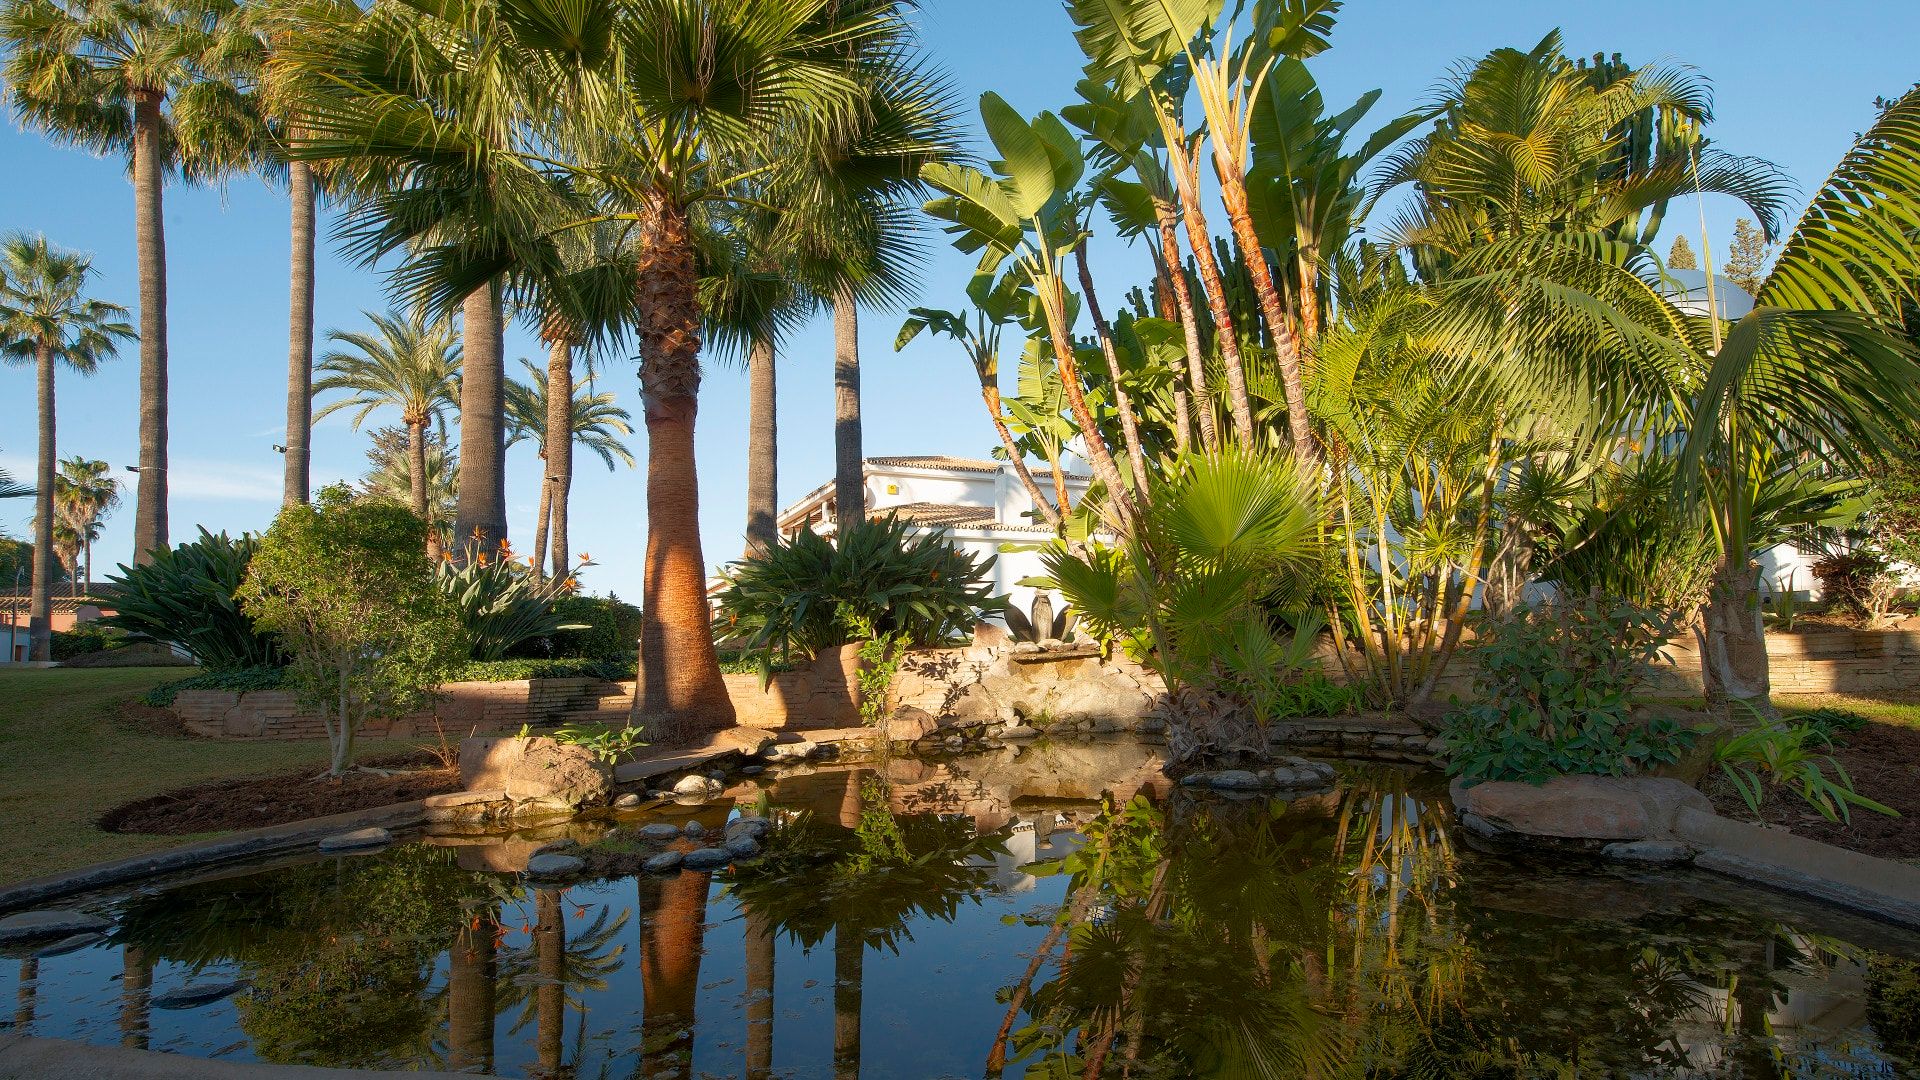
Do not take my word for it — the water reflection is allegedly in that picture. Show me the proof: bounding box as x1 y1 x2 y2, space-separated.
0 746 1915 1078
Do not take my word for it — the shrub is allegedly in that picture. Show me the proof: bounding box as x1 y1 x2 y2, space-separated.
100 527 285 671
239 486 465 776
436 539 591 660
714 515 1006 676
1444 595 1702 785
142 665 290 707
450 656 633 682
51 622 125 661
506 593 642 660
1811 550 1899 623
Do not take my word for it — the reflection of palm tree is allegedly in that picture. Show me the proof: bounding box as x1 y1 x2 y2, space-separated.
13 958 34 1033
742 903 775 1080
446 901 500 1074
639 870 712 1080
493 889 629 1078
118 945 152 1050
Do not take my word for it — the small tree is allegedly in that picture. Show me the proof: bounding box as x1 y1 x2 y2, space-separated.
1723 218 1772 297
240 485 463 776
1666 234 1698 271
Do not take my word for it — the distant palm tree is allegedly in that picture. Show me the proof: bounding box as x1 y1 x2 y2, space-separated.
0 233 134 661
52 456 120 593
0 461 28 500
313 309 461 558
362 434 457 555
1 0 247 564
505 357 634 578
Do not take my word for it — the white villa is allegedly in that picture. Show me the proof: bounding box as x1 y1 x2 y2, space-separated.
776 455 1091 617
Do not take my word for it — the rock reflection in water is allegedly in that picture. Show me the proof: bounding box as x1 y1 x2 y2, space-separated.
3 743 1917 1078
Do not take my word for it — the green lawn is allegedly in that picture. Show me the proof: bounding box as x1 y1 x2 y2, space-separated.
1776 691 1920 729
0 667 334 886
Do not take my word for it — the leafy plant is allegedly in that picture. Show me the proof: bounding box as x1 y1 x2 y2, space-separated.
1764 573 1803 631
1811 550 1899 625
239 486 466 776
450 656 633 682
507 593 642 660
715 515 1006 680
1714 719 1897 824
100 527 285 671
436 537 592 660
1792 706 1870 744
843 612 908 730
50 622 123 661
142 665 291 708
551 723 647 765
1445 596 1702 785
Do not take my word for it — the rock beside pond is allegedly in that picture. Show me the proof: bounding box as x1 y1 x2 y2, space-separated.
460 735 613 814
0 909 111 944
1208 769 1266 791
638 823 683 843
725 836 762 859
1177 762 1337 793
152 979 249 1010
1452 775 1711 842
643 851 683 874
672 774 724 800
726 816 770 841
1602 840 1695 867
683 820 707 838
681 847 732 871
318 827 392 852
525 853 587 879
34 932 106 957
613 792 643 808
762 740 817 762
1000 724 1040 741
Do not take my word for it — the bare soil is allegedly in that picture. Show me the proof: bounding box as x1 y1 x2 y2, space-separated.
1703 721 1920 862
99 748 460 835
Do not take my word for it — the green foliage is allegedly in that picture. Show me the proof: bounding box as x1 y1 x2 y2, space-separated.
1527 456 1719 613
141 665 291 708
1445 597 1702 785
49 622 123 661
1791 706 1871 743
1714 718 1897 824
507 592 641 660
239 486 465 775
550 723 646 764
101 527 286 672
844 612 908 729
435 539 591 661
1811 550 1894 620
715 516 1006 678
450 656 632 682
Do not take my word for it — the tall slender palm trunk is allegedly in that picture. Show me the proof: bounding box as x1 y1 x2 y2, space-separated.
131 92 169 564
745 330 779 556
531 470 551 581
544 336 575 576
1075 240 1150 494
832 282 864 525
283 161 316 506
980 376 1062 530
407 417 437 562
1218 170 1314 456
28 342 55 662
1155 203 1217 452
1151 259 1193 452
455 281 507 553
633 199 735 742
1167 147 1255 447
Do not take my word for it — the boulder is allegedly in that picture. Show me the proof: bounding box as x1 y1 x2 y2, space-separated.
671 774 724 800
762 740 817 763
683 820 708 838
999 724 1040 741
613 792 643 809
681 847 732 871
637 823 684 843
460 736 612 813
317 827 391 852
1207 770 1265 791
725 836 762 859
0 909 111 945
525 853 587 879
887 707 940 742
1451 775 1712 842
726 816 771 841
643 851 684 874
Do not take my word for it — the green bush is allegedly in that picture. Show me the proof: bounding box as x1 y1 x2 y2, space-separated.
100 528 285 671
51 622 125 661
450 656 633 682
714 516 1006 676
1444 595 1702 785
506 593 642 660
436 539 590 660
142 666 291 707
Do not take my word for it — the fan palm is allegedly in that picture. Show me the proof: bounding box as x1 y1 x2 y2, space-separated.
313 309 462 557
52 456 120 593
505 357 634 578
0 233 134 662
1 0 247 562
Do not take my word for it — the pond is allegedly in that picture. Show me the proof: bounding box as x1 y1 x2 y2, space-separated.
5 739 1919 1078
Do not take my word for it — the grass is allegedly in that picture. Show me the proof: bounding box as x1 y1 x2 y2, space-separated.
1775 691 1920 729
0 666 336 886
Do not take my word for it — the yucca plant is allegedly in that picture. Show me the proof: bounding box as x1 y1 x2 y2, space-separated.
101 527 284 671
715 515 1006 681
435 538 589 661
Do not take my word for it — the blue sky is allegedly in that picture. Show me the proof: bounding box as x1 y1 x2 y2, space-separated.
2 0 1914 602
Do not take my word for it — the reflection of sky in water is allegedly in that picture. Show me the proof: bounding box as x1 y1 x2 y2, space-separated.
2 759 1918 1078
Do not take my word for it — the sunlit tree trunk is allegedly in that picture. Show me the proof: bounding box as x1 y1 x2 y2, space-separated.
745 330 779 557
28 341 55 662
456 281 508 553
1165 146 1255 447
544 334 575 576
1076 241 1150 495
832 282 864 526
1152 259 1193 452
1703 558 1776 721
131 90 169 564
283 161 316 507
1217 170 1313 456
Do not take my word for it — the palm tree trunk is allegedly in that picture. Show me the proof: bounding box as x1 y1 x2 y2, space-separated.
534 888 566 1076
545 337 575 577
1075 240 1151 495
283 161 316 507
832 927 863 1080
1218 168 1314 456
634 198 735 742
1167 146 1255 447
446 903 498 1073
408 419 429 524
455 281 508 554
1152 259 1193 452
1156 201 1219 453
640 868 712 1080
1037 285 1134 529
744 904 775 1080
28 342 55 663
832 281 864 525
1703 557 1776 722
131 91 169 564
981 379 1062 530
531 471 552 582
745 329 779 556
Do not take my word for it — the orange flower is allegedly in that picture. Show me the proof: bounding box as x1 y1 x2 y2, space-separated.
562 576 578 589
476 551 490 566
578 552 591 563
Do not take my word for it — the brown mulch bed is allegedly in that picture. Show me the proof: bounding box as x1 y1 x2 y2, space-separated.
100 749 460 836
1703 721 1920 862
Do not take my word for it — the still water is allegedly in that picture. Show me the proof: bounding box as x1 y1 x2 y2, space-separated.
4 740 1919 1078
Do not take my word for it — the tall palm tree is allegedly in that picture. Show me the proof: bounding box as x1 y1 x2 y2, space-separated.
361 430 457 552
505 356 635 578
1 0 243 563
312 309 461 557
52 456 120 592
0 233 134 662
